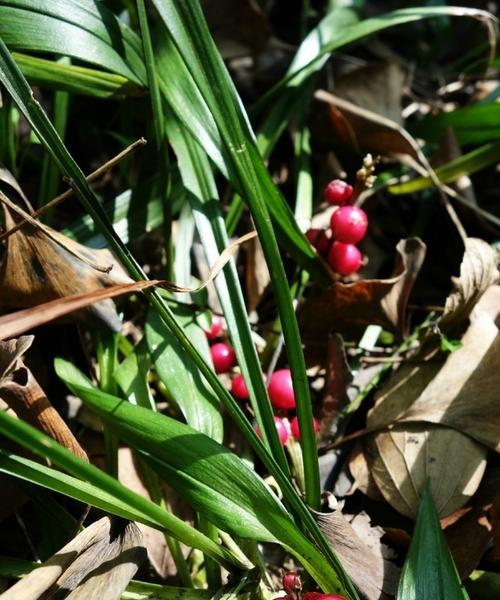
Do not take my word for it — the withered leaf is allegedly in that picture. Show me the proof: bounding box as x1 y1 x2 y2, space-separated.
315 508 399 599
440 237 500 332
299 238 425 346
365 424 487 519
0 199 133 331
368 297 500 452
1 516 145 599
0 335 87 460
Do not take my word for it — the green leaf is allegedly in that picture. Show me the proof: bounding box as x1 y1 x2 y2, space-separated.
0 411 239 570
397 482 470 600
388 142 500 194
0 0 145 83
114 338 154 409
55 359 356 596
13 52 140 99
145 306 224 443
409 103 500 145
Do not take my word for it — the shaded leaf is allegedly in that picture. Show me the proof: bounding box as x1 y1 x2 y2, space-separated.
315 509 399 600
1 516 145 599
365 424 487 519
397 482 469 600
0 335 87 460
299 238 426 351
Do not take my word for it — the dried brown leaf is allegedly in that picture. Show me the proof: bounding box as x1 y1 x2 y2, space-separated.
299 238 426 347
2 517 145 599
245 235 270 313
365 424 487 519
315 508 399 599
0 198 133 331
348 443 383 500
441 238 500 331
0 335 87 460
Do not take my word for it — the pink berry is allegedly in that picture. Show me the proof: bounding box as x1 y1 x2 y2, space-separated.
290 416 319 440
328 242 362 276
255 416 289 445
204 314 223 341
210 342 236 374
231 374 249 400
306 228 331 255
268 369 296 410
330 205 368 244
323 179 353 205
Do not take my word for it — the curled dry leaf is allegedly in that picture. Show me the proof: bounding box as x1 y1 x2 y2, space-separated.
365 424 487 519
0 335 87 460
299 238 426 350
440 237 500 332
1 516 145 600
0 195 133 331
315 508 399 600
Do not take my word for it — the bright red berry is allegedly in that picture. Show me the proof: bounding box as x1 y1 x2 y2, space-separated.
330 205 368 244
268 369 296 410
255 416 289 445
231 374 249 400
323 179 353 205
328 242 362 276
306 228 331 255
204 314 223 341
290 416 319 440
210 342 236 374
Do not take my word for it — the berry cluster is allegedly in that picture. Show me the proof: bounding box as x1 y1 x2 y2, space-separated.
306 179 368 276
204 318 318 446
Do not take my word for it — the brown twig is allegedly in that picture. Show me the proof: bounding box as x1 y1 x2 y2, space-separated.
0 137 147 244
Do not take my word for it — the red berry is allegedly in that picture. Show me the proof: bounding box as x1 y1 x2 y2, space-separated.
306 228 331 255
323 179 353 205
328 242 362 276
330 206 368 244
255 416 289 445
268 369 296 410
204 314 223 341
210 342 236 374
231 374 249 400
290 416 319 440
283 571 301 594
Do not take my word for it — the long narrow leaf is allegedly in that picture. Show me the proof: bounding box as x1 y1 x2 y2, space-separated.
397 482 469 600
0 411 239 570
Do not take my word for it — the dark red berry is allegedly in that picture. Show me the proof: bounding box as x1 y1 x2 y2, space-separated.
323 179 353 205
210 342 236 374
306 228 331 255
255 416 289 445
330 205 368 244
290 416 319 440
204 314 223 341
268 369 296 410
283 571 301 594
231 374 249 400
328 242 362 276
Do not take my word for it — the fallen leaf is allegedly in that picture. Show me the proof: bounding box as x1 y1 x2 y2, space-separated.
0 194 132 331
315 508 399 599
245 235 270 313
365 424 487 519
368 302 500 452
347 443 384 501
440 237 500 331
320 334 352 440
1 516 145 599
314 62 417 157
0 335 87 460
299 238 426 346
